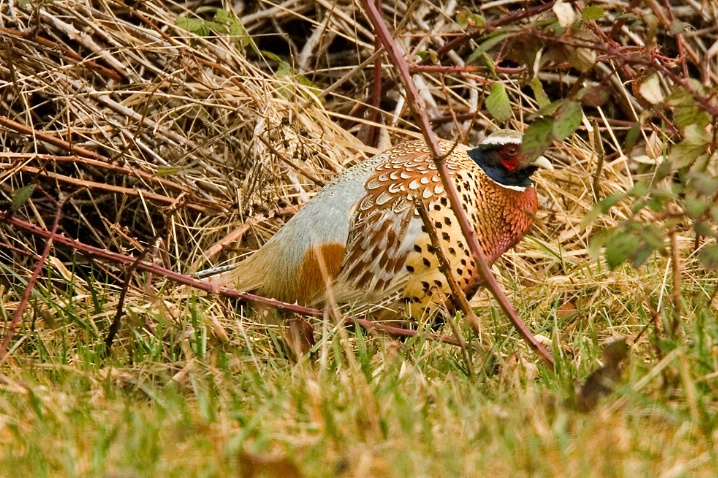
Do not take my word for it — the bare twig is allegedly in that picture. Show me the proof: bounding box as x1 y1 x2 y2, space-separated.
591 121 605 203
2 164 214 214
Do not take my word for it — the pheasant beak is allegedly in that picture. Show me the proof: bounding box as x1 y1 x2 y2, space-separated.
532 155 554 171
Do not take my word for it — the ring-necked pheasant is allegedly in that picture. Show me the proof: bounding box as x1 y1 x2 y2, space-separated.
207 130 552 320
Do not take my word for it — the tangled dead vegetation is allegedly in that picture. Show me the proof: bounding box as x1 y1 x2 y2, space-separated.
0 0 715 362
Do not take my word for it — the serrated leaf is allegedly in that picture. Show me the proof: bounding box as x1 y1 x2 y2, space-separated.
673 105 711 130
11 184 35 212
522 117 554 161
553 0 577 28
582 6 604 20
582 192 627 228
552 100 583 141
486 83 512 122
568 47 596 72
638 74 664 105
605 232 639 269
529 77 550 108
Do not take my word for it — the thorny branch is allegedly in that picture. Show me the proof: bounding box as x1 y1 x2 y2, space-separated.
361 0 554 368
1 212 464 349
0 202 63 362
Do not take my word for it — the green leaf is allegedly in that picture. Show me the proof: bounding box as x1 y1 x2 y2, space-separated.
605 232 639 269
588 228 616 260
673 106 711 130
467 30 513 64
665 87 710 130
688 174 718 196
176 15 211 36
684 198 708 218
668 136 709 169
649 188 676 201
665 87 694 107
529 78 551 108
521 117 554 161
695 221 713 237
456 11 469 28
669 20 688 35
641 224 665 251
529 100 563 120
698 244 718 271
624 124 641 150
631 243 654 268
601 192 629 212
552 100 583 141
630 199 649 215
582 6 604 20
486 83 512 123
11 184 35 212
628 183 649 197
214 9 250 46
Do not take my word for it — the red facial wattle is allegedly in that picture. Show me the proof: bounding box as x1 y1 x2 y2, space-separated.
499 145 520 171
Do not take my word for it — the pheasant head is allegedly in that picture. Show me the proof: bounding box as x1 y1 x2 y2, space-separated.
467 130 553 190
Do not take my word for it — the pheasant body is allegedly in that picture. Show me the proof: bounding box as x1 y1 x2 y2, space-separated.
208 131 551 319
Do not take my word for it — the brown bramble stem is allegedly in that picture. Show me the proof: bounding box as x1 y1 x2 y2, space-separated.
1 212 463 348
523 30 718 118
361 0 554 368
0 203 63 362
0 26 124 81
432 1 557 61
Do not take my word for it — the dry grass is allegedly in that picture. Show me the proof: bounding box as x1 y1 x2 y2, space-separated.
1 0 717 476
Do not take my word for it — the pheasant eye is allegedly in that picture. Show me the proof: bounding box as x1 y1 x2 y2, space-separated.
500 145 520 171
